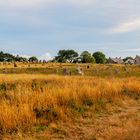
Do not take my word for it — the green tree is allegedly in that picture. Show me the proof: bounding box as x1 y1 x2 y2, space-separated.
55 50 78 63
0 51 5 61
80 51 96 63
0 51 16 62
3 53 15 62
29 56 38 62
93 51 106 64
15 55 28 62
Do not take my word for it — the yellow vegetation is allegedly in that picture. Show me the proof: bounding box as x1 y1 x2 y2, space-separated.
0 74 139 134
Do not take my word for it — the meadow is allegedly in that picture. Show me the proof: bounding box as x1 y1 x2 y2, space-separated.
0 62 140 77
0 63 140 139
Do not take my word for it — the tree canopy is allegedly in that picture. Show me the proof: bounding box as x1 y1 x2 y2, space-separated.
0 51 30 62
0 51 15 62
0 50 108 64
29 56 38 62
55 50 78 63
80 51 95 63
93 51 106 64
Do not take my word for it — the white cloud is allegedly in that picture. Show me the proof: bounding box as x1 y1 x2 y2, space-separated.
67 0 96 7
110 19 140 33
19 54 31 59
0 0 96 10
14 52 53 61
0 0 56 9
12 54 31 58
120 48 140 52
39 53 53 61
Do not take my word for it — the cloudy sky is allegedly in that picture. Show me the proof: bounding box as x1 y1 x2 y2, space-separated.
0 0 140 60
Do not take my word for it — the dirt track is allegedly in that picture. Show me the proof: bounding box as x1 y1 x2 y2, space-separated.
3 101 140 140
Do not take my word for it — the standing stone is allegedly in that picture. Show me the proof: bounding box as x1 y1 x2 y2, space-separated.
14 63 18 67
87 65 90 69
55 69 59 74
62 68 69 75
76 67 84 76
3 68 6 74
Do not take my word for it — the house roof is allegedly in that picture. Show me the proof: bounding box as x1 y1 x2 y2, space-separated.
124 59 134 64
135 55 140 59
109 57 124 63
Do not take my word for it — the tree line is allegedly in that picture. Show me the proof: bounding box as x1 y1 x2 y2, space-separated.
0 50 136 64
0 50 106 64
0 51 38 62
53 50 106 64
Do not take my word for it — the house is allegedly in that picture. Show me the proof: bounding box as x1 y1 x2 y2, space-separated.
124 59 135 65
134 55 140 64
107 57 124 64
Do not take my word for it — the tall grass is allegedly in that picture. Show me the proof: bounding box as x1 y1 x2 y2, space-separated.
0 74 139 134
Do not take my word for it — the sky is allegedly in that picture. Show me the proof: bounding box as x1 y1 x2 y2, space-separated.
0 0 140 60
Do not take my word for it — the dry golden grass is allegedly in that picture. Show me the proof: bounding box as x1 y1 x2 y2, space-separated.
0 62 139 139
0 74 139 137
0 62 140 77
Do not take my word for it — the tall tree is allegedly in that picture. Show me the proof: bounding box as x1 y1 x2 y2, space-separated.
93 51 106 64
29 56 38 62
80 51 96 63
0 51 5 61
15 55 28 62
0 52 16 62
55 50 78 63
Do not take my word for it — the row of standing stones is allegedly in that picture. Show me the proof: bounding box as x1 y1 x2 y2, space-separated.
62 67 84 76
0 64 134 75
61 66 131 76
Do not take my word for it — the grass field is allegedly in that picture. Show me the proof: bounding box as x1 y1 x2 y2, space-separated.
0 62 140 77
0 63 140 139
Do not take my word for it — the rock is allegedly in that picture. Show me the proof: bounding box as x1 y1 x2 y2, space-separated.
87 65 90 69
76 67 84 76
2 68 6 74
62 68 69 75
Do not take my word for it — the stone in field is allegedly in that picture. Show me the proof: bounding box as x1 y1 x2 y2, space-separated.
76 67 84 76
62 68 69 75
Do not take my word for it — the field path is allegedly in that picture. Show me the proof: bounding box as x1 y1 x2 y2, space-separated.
3 102 140 140
33 103 140 140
